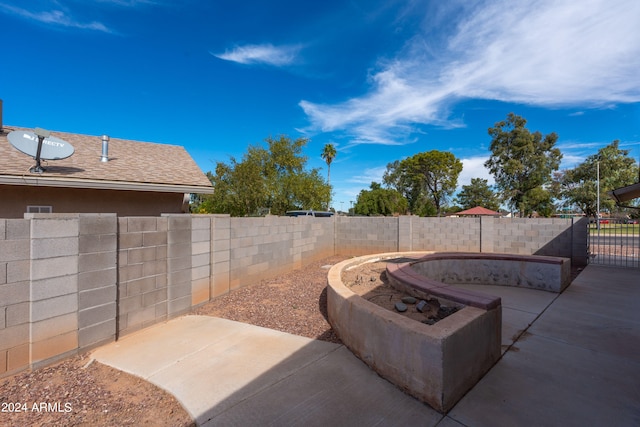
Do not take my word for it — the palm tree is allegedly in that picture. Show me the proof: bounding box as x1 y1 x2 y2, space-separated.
321 143 337 186
321 143 337 210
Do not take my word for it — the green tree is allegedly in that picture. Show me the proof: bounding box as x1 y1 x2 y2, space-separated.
384 150 463 216
321 143 337 208
558 140 638 218
321 143 336 185
196 135 330 216
523 186 555 217
353 182 408 216
484 113 562 217
454 178 501 211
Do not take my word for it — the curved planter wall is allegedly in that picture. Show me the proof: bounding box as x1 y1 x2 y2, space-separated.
327 252 502 413
389 252 571 295
327 251 571 413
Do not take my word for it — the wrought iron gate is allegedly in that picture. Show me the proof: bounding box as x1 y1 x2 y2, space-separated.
588 218 640 268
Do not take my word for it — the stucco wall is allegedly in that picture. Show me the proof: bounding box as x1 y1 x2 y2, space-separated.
0 185 185 217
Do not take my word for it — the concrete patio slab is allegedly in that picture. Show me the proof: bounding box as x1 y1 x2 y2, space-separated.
529 304 640 359
90 264 639 426
500 307 538 351
447 332 640 427
452 283 557 352
92 316 442 426
453 283 557 314
448 265 640 427
435 416 467 427
204 345 442 427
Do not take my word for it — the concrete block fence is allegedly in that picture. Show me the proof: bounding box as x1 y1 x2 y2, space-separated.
335 215 588 264
0 213 587 377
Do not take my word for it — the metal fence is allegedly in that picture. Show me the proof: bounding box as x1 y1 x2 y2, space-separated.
588 219 640 268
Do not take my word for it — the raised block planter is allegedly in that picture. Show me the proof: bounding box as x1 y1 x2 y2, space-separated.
401 252 572 293
327 252 502 413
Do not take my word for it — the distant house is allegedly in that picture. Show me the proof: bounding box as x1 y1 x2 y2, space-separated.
452 206 502 217
0 116 213 218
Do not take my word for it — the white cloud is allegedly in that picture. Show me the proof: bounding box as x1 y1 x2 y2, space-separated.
445 0 640 105
0 3 111 32
213 43 301 67
347 166 387 186
459 156 493 188
301 0 640 145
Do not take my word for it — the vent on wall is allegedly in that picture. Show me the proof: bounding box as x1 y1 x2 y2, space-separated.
27 206 53 213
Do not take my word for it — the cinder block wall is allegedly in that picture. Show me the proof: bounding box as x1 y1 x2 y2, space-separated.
0 214 119 376
210 215 230 298
0 213 587 378
28 215 80 369
339 216 588 266
410 217 481 252
78 215 117 350
0 219 31 377
117 216 169 337
166 216 193 318
226 216 334 292
191 216 212 306
481 217 588 263
336 216 399 255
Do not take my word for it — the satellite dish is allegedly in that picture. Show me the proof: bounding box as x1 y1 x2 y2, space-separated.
7 128 74 173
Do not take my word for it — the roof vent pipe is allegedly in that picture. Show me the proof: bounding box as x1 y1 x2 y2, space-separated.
100 135 109 162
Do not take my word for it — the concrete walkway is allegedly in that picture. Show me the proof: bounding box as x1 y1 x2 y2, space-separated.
92 264 640 426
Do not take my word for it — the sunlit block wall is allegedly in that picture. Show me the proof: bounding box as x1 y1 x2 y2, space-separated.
336 215 588 265
0 213 586 378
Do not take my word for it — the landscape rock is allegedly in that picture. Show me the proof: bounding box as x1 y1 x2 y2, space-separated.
395 302 408 312
416 300 428 313
401 296 417 304
438 306 458 316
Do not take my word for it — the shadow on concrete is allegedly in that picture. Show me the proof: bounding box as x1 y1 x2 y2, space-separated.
315 286 341 343
93 264 640 426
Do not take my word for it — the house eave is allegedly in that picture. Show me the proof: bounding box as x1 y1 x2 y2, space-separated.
609 182 640 204
0 174 214 194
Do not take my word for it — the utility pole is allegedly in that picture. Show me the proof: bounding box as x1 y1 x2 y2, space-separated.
596 161 600 231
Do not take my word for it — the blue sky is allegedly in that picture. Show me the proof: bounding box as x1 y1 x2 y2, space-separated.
1 0 639 211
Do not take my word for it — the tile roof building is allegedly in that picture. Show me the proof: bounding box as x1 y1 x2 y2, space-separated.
453 206 502 217
0 113 213 217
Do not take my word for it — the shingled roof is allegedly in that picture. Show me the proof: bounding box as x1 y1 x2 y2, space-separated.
0 126 213 194
456 206 502 216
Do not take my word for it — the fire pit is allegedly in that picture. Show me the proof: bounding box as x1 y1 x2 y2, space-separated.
327 251 570 412
327 252 501 413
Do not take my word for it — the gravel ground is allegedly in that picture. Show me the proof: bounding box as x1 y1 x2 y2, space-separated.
192 255 345 344
1 255 346 426
0 352 194 427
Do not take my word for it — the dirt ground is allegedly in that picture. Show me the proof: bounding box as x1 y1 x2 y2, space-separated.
0 256 346 427
0 352 194 427
341 258 459 324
